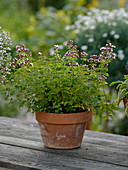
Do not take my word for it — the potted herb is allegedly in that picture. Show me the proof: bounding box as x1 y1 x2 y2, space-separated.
111 74 128 114
1 40 116 149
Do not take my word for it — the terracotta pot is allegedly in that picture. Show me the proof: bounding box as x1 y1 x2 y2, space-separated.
85 109 93 130
36 110 90 149
123 98 128 109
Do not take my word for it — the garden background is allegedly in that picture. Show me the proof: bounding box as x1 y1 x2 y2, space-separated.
0 0 128 135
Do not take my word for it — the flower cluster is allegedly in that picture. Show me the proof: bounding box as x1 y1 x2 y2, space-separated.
0 37 33 84
66 8 128 34
64 40 79 59
0 27 12 83
54 40 116 81
10 44 33 69
88 43 116 67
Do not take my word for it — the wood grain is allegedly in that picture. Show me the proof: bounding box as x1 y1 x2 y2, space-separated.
0 117 128 170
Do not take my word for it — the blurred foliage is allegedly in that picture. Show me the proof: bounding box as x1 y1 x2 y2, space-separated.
1 0 127 55
44 0 67 9
25 7 75 55
0 96 19 117
97 0 128 9
67 8 128 85
0 0 31 49
111 116 128 135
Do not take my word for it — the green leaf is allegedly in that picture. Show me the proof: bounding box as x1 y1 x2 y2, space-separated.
110 81 123 86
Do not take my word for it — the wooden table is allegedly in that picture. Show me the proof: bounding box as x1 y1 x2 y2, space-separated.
0 117 128 170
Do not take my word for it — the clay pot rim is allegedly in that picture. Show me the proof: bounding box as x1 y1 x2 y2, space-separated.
36 108 90 125
123 98 128 109
123 98 128 102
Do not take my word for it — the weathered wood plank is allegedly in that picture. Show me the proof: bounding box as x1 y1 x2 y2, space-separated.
0 117 128 169
0 117 40 142
0 117 128 150
0 134 128 167
0 116 128 145
0 168 13 170
0 143 128 170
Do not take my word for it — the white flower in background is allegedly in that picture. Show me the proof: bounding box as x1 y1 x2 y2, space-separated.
88 37 94 42
112 22 117 26
49 47 54 56
87 11 92 16
63 41 67 46
90 25 96 30
118 50 123 54
110 30 116 35
65 26 71 30
114 34 120 39
118 50 124 60
97 16 103 22
59 45 64 49
37 52 42 56
65 25 75 30
118 54 124 60
71 8 128 34
102 33 108 37
81 45 88 50
125 20 128 24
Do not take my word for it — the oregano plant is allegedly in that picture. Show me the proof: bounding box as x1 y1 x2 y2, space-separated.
1 40 117 118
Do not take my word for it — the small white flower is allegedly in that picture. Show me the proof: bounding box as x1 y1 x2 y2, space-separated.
112 22 117 26
49 48 54 56
2 76 5 79
118 50 124 54
102 33 108 37
22 99 27 101
54 45 59 49
114 34 120 39
125 21 128 24
110 30 116 35
81 45 88 50
29 63 33 67
88 37 94 42
118 54 124 60
118 50 124 60
90 25 96 30
59 45 64 49
7 47 11 50
65 26 72 30
97 16 103 22
37 52 42 56
63 41 67 46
